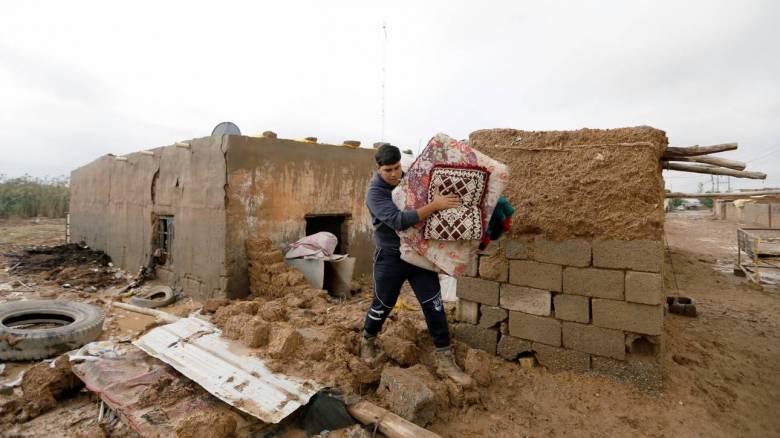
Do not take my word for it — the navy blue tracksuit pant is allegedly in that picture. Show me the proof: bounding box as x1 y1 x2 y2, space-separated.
363 247 451 348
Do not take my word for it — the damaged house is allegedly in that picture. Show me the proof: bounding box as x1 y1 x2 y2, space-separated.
69 135 377 299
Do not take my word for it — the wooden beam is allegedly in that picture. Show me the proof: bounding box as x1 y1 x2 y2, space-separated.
347 401 442 438
662 155 746 170
663 142 737 157
663 162 765 179
665 190 780 199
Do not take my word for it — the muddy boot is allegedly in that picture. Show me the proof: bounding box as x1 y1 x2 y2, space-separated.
434 347 473 387
360 335 380 362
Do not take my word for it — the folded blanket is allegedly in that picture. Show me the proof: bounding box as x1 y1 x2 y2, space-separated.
392 133 509 275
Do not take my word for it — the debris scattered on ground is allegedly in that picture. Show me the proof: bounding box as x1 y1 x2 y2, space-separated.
5 243 123 289
13 355 83 421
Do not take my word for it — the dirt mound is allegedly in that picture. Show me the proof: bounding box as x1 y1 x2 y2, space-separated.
469 127 667 240
15 354 83 421
7 243 122 288
176 407 237 438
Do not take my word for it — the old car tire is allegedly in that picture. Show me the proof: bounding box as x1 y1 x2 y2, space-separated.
0 300 104 361
130 285 175 308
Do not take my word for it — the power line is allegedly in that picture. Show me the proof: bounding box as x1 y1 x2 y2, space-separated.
745 145 780 163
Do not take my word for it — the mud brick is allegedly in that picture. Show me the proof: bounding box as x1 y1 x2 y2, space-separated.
456 277 499 306
593 240 663 273
479 253 509 282
562 322 625 360
592 299 663 335
478 305 508 329
509 260 562 292
379 366 437 426
532 237 591 267
504 239 528 260
553 294 590 323
508 312 561 347
497 335 532 361
625 271 663 305
453 323 499 355
591 357 662 391
455 299 479 324
562 267 624 300
532 343 591 373
500 284 551 316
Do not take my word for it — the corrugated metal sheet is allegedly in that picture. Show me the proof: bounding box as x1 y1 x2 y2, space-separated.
134 317 320 423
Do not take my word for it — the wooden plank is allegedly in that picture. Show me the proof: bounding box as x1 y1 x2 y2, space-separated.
347 400 442 438
662 155 745 170
663 162 766 179
663 142 737 157
665 190 780 199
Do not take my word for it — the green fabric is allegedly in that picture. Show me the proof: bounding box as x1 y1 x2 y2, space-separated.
485 196 515 240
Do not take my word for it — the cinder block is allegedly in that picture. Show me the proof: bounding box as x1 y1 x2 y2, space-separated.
562 322 625 360
453 323 499 355
478 240 500 256
504 239 528 260
591 299 663 336
479 305 508 329
455 299 479 324
563 267 624 300
625 271 663 305
508 312 561 347
497 335 532 361
479 253 509 282
532 237 591 267
591 357 662 392
500 284 551 316
509 260 562 292
532 343 591 373
593 240 663 273
465 252 479 277
456 277 499 306
553 294 590 323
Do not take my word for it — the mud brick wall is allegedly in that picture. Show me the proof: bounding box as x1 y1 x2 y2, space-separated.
454 127 668 389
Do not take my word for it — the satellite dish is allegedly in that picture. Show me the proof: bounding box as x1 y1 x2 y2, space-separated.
211 121 241 137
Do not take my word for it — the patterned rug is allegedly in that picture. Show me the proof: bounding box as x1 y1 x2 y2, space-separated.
424 166 489 240
392 133 509 275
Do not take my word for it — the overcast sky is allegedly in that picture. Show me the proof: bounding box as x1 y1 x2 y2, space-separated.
1 1 778 193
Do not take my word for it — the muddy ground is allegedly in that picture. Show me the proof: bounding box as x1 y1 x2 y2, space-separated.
1 213 779 437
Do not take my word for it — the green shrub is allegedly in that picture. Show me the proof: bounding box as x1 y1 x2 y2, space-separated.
0 175 69 218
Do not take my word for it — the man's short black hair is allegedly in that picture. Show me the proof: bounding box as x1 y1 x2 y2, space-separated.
375 144 401 166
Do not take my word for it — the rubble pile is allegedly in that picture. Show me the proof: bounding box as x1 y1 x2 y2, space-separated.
6 243 122 289
245 237 308 298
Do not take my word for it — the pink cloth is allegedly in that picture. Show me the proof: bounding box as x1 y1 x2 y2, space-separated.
392 133 509 276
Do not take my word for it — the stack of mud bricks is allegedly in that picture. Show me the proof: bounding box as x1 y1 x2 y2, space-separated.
454 236 663 389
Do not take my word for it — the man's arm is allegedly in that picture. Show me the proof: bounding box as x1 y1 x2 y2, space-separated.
367 187 460 231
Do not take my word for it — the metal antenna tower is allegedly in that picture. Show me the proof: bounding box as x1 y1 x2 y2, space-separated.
381 21 387 141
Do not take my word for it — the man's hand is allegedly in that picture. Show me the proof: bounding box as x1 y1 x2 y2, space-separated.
416 190 461 222
432 192 461 211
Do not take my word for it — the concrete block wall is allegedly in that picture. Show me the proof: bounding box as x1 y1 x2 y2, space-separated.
454 236 664 388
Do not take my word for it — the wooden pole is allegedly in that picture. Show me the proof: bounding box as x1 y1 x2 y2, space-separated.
665 190 780 199
110 301 180 323
663 162 766 179
663 142 737 157
347 401 442 438
662 155 746 170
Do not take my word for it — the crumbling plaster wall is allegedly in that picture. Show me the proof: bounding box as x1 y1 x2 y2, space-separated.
224 136 375 296
69 136 228 299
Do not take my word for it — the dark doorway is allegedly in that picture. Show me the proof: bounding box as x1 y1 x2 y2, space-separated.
305 214 350 254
